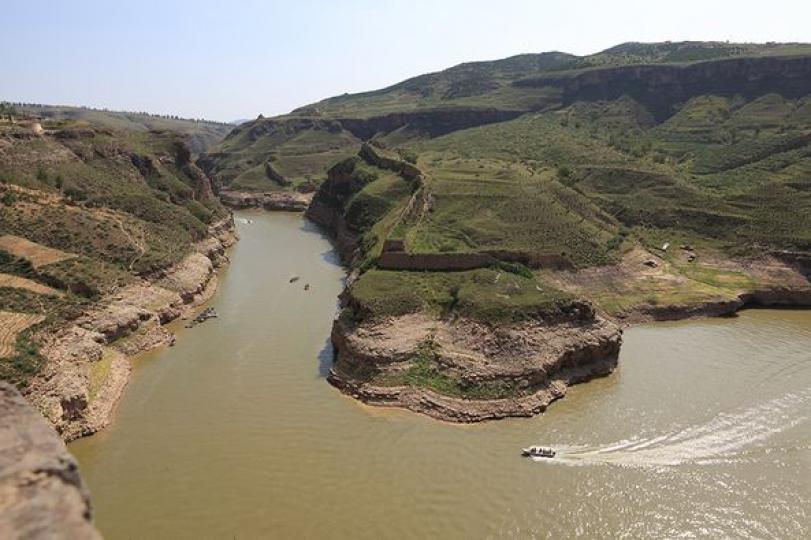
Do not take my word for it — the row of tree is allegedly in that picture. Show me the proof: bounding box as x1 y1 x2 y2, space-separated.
0 102 17 121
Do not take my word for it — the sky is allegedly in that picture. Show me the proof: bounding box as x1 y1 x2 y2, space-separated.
2 0 809 121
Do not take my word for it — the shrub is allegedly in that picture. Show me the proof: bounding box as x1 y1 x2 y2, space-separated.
1 191 17 205
397 148 418 164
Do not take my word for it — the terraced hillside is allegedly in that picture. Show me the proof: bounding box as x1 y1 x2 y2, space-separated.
204 41 811 420
0 113 230 388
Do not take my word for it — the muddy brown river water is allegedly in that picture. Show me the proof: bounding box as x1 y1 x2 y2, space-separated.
69 210 811 539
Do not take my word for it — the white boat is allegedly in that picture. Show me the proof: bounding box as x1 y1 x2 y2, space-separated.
522 446 555 458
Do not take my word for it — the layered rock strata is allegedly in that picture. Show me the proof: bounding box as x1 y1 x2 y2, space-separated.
328 312 622 422
26 217 237 441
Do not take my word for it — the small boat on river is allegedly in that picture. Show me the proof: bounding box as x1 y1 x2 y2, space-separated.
522 446 555 458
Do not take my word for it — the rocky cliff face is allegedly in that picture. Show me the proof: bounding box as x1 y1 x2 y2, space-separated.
304 158 372 263
0 383 100 539
328 311 621 422
27 217 237 441
517 55 811 120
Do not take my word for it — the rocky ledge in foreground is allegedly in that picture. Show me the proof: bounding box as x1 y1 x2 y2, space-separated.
0 383 100 539
328 306 621 422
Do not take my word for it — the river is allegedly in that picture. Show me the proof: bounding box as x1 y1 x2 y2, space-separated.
69 210 811 539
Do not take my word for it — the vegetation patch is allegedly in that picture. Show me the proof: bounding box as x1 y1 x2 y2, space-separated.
88 349 116 402
350 268 573 322
374 340 522 400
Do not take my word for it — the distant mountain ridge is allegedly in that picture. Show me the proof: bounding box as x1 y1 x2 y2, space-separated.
201 40 811 193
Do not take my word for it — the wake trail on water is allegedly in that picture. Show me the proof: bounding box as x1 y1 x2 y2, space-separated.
535 389 811 468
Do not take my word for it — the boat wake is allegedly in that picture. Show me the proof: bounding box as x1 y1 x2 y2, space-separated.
533 389 811 468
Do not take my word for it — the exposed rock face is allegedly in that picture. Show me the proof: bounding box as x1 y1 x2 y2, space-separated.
27 216 237 441
328 311 622 422
0 383 101 539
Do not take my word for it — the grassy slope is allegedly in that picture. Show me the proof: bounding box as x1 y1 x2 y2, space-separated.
202 118 360 191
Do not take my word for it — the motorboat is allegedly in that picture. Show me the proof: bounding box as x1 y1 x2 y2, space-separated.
522 446 555 458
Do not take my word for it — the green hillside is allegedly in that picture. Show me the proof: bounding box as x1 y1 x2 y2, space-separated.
204 41 811 328
201 41 811 191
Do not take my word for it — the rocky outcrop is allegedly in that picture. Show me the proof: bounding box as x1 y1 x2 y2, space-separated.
328 310 622 422
219 190 312 212
0 383 101 539
27 217 237 441
304 158 370 262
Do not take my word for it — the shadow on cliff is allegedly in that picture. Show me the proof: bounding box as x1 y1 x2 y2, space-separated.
317 337 335 378
299 218 343 267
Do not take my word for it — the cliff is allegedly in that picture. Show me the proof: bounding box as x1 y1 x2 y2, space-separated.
26 217 237 441
0 383 100 539
328 309 621 422
516 54 811 120
337 107 525 140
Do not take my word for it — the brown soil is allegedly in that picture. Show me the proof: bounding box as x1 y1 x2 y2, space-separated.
0 312 44 357
0 273 63 296
0 235 76 268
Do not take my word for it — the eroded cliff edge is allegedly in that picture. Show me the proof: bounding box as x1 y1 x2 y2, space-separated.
0 382 100 539
26 216 237 441
329 309 621 422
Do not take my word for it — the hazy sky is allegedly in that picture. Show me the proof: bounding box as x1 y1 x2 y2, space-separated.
2 0 809 121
